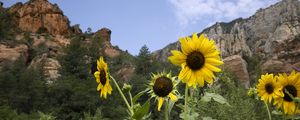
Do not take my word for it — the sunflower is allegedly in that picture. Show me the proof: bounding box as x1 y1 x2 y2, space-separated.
168 33 223 88
274 71 300 115
94 56 112 99
256 73 283 103
147 72 178 111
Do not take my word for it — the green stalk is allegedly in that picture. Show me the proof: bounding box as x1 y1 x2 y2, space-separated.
129 92 133 107
184 84 189 120
164 100 169 120
264 102 272 120
110 76 133 115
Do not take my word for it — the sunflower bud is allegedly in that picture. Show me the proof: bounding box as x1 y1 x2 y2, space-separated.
122 83 132 93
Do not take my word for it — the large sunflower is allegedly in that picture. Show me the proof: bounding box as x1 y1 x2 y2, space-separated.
274 71 300 115
147 72 178 111
168 33 223 88
256 73 283 103
94 56 112 99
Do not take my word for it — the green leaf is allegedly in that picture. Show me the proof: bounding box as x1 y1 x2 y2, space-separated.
132 90 146 104
202 116 217 120
179 106 199 120
132 99 151 120
271 110 282 115
201 92 230 106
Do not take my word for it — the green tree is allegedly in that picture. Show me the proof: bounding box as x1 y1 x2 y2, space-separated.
0 9 17 40
135 45 152 76
0 57 47 114
59 35 89 79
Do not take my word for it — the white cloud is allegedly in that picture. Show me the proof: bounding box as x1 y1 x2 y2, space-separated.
168 0 279 28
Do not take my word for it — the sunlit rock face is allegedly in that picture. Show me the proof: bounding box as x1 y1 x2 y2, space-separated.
223 55 250 88
8 0 71 35
95 28 120 58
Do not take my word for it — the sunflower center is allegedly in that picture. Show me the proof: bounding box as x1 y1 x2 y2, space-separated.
99 70 107 85
265 83 274 94
186 51 205 71
283 85 297 102
153 76 173 97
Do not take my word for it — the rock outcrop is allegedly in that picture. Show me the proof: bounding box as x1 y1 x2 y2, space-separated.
29 53 61 84
95 28 120 58
0 44 28 64
8 0 71 35
262 59 294 74
154 0 300 84
224 55 250 88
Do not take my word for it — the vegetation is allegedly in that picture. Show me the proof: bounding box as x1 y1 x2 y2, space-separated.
0 10 282 120
0 8 18 40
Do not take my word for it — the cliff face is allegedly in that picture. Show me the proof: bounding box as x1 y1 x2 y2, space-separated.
0 0 127 82
8 0 71 35
153 0 300 87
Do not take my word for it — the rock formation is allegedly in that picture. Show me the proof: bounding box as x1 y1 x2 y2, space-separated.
223 55 250 88
95 28 120 58
153 0 300 84
8 0 71 35
0 44 28 64
29 53 61 84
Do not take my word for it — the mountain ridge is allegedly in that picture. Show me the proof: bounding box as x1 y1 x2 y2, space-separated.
153 0 300 87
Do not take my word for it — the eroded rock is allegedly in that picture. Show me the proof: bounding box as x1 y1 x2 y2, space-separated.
224 55 250 88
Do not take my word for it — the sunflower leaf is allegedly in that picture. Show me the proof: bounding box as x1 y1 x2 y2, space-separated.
132 90 146 104
201 92 230 106
202 116 217 120
132 99 151 120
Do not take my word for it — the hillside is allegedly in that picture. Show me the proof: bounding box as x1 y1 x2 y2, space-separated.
1 0 299 119
0 0 135 83
153 0 300 87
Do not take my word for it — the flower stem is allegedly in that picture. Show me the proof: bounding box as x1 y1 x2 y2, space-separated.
264 102 272 120
164 100 169 120
129 92 133 107
110 76 133 115
184 84 188 120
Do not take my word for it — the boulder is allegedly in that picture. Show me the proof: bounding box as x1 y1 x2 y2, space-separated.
223 55 250 88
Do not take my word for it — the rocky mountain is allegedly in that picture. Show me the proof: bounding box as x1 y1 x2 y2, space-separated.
153 0 300 87
0 0 133 83
7 0 71 35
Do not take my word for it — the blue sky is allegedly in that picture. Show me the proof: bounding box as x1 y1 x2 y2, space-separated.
3 0 279 55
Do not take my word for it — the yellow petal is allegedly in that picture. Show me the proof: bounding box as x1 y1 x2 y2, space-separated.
97 84 102 91
107 83 113 94
187 72 196 87
168 50 186 65
158 97 164 111
204 51 220 58
205 58 223 66
97 60 101 70
169 93 177 101
205 64 221 72
199 37 209 52
192 33 201 51
178 66 188 83
179 37 192 55
94 71 100 83
196 71 205 87
186 36 196 51
103 85 107 98
100 90 104 98
184 67 193 83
